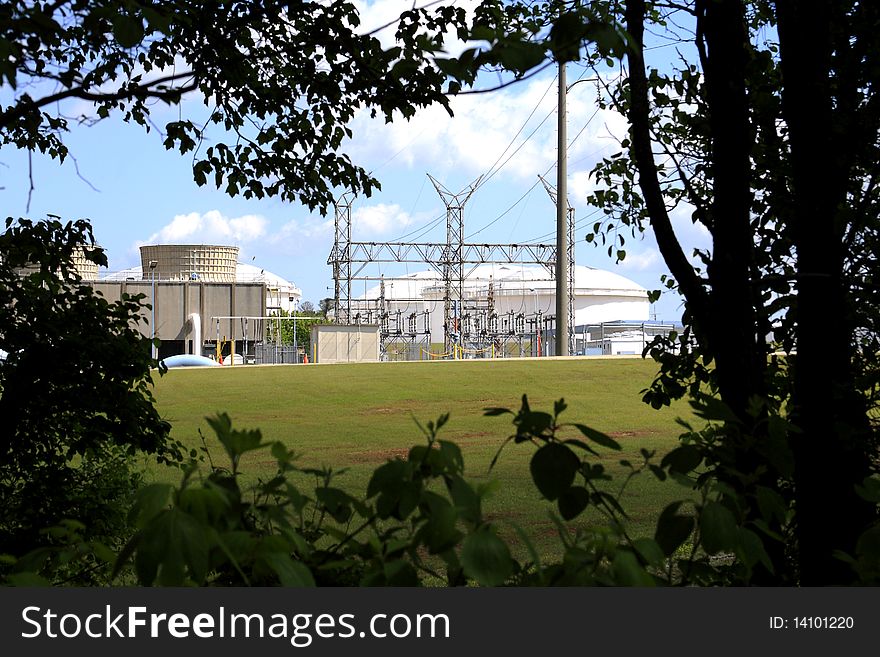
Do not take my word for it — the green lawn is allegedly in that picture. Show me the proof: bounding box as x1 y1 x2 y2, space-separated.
150 357 698 559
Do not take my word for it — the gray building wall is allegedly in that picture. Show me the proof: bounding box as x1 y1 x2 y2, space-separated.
90 280 266 345
311 324 380 364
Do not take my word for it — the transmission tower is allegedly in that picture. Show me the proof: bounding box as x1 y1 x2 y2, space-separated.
330 192 353 323
327 175 564 358
428 174 481 354
539 175 576 355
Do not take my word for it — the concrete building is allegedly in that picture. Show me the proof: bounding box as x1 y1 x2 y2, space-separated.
92 245 302 360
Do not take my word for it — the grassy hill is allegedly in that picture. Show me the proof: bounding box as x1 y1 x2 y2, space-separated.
150 357 697 557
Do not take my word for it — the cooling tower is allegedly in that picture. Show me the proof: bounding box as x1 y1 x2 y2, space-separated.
139 244 239 282
14 245 100 280
70 246 100 280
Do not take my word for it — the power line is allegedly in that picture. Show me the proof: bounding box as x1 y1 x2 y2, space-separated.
471 75 557 192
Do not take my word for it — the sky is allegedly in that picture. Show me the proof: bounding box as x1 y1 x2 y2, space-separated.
0 0 709 323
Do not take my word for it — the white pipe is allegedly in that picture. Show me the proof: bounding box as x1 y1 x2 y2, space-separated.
189 313 202 357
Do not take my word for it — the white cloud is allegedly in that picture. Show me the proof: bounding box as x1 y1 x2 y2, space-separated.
270 202 422 245
618 247 660 271
345 73 627 187
568 170 597 208
272 216 335 242
140 210 268 246
352 203 417 235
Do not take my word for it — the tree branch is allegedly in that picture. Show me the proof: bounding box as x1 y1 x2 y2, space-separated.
0 71 198 131
624 0 710 332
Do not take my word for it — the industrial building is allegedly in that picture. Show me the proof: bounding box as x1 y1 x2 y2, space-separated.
90 244 302 361
53 239 669 363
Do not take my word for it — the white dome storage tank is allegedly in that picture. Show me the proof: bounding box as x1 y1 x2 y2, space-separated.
354 264 649 332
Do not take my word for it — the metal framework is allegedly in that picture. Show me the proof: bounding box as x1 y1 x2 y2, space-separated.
538 175 576 355
330 192 354 323
327 174 568 358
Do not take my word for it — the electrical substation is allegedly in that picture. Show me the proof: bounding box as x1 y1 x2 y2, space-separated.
326 174 663 361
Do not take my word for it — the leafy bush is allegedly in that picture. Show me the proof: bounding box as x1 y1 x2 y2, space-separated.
6 395 880 586
0 218 182 574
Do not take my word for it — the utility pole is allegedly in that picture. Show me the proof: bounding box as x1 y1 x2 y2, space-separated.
539 175 575 356
556 61 569 356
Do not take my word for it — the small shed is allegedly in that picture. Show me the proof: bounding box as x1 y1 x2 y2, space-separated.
311 324 380 364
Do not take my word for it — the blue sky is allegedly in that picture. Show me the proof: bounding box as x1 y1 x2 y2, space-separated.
0 1 708 322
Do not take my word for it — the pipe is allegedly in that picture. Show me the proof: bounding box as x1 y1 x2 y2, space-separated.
189 313 202 357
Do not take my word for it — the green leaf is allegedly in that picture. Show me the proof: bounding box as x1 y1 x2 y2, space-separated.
573 424 621 450
438 440 464 475
856 476 880 503
483 406 513 416
206 413 263 468
655 501 694 556
530 443 580 500
177 486 231 526
141 7 171 34
135 508 211 585
417 492 463 554
699 502 738 554
755 486 788 524
367 459 410 498
632 538 666 567
612 550 655 586
461 529 513 586
761 416 795 478
367 459 421 519
5 572 51 587
315 487 354 524
519 411 554 438
112 15 145 48
493 40 546 74
854 525 880 576
129 483 172 528
553 398 567 417
262 553 315 587
449 475 481 524
660 445 702 475
557 486 589 520
549 11 586 63
690 396 740 424
734 528 774 574
382 560 420 586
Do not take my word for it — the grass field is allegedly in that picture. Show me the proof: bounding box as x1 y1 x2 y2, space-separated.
150 357 698 559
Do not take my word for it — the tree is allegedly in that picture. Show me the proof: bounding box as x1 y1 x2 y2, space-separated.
382 0 877 583
1 1 615 210
0 218 180 567
6 0 876 585
570 0 879 583
268 308 323 349
0 0 477 212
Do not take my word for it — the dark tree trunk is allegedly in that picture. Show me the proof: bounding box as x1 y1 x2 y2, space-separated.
776 0 875 584
701 0 764 417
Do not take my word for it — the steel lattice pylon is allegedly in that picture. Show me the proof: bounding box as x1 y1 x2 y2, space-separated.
327 175 563 358
330 192 353 323
539 176 576 355
428 174 480 355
